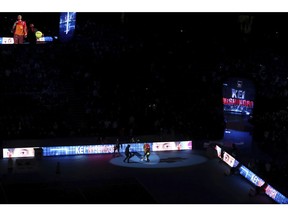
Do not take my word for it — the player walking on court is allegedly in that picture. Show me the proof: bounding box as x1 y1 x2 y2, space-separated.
142 143 151 162
123 145 133 163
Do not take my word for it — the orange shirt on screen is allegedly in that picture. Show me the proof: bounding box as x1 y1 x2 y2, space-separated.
14 21 27 36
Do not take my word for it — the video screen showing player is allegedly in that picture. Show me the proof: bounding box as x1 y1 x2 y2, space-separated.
0 12 59 44
222 77 255 116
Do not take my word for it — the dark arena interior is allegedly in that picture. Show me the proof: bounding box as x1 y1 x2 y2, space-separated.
0 12 288 208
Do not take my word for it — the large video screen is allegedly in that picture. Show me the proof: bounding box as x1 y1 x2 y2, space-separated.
42 141 192 156
222 77 255 115
212 145 288 204
59 12 76 42
222 151 239 168
265 184 288 204
215 145 239 167
2 140 192 158
3 147 35 158
152 141 192 151
239 165 265 187
215 145 222 158
42 143 146 156
0 12 59 44
42 144 115 156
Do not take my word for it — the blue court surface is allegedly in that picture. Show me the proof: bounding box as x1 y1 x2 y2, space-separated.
0 149 276 204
